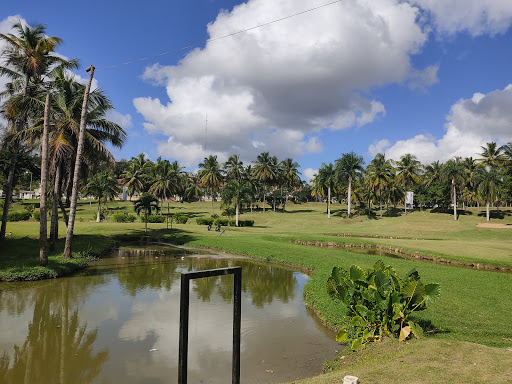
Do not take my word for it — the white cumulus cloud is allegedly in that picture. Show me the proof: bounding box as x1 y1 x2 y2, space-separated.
134 0 429 166
373 84 512 163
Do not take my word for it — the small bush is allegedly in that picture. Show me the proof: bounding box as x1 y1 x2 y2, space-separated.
214 218 229 226
239 219 254 227
33 210 41 221
113 213 137 223
174 214 188 224
7 211 32 221
196 217 215 225
145 215 166 223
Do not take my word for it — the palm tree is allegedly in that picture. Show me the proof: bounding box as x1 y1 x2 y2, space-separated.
150 158 184 221
424 161 443 188
221 180 252 226
0 21 75 244
475 166 502 222
184 173 204 203
279 158 301 212
315 163 337 218
441 158 465 220
83 171 120 222
335 152 365 218
134 192 159 233
463 157 478 208
395 154 422 215
366 153 394 218
252 152 277 212
224 154 244 183
198 155 223 215
477 142 506 168
122 153 151 199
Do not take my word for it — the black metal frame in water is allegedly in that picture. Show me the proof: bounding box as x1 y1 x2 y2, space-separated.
179 267 242 384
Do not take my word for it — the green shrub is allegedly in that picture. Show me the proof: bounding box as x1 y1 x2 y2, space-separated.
214 218 229 226
174 214 188 224
33 210 41 221
229 220 236 226
145 215 166 223
327 260 440 351
196 217 215 225
113 213 137 223
239 219 254 227
7 211 32 221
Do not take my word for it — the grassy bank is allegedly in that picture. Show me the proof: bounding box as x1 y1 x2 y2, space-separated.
2 200 512 382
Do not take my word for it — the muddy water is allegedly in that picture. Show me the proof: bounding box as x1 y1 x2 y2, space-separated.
0 246 339 384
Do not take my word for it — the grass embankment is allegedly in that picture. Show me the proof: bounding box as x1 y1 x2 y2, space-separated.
2 200 512 382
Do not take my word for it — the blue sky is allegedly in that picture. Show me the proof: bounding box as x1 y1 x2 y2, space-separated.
2 0 512 181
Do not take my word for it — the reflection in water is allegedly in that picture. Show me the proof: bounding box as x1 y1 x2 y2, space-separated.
0 247 337 384
0 279 108 384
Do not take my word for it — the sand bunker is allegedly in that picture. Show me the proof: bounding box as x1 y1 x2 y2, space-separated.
476 223 512 228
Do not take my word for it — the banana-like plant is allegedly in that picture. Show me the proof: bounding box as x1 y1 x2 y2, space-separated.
327 260 440 350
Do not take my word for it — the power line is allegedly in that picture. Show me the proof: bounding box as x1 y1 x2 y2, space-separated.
96 0 343 72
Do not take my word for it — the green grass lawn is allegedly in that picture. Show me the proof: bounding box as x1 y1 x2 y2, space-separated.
2 199 512 382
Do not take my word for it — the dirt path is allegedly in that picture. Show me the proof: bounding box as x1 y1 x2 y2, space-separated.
476 223 512 228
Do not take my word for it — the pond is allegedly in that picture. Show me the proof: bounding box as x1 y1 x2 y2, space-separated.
0 246 339 384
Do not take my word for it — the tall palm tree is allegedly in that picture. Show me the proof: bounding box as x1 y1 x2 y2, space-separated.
122 153 151 199
279 158 301 212
477 142 506 168
395 154 422 215
134 192 159 233
441 157 465 220
83 171 120 222
424 161 443 188
0 21 75 245
366 153 394 218
463 157 478 208
150 158 184 218
315 163 337 218
221 180 252 226
252 152 277 212
335 152 365 218
184 173 204 203
224 154 244 183
198 155 223 215
475 166 502 222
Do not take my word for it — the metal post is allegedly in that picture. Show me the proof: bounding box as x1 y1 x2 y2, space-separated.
178 266 242 384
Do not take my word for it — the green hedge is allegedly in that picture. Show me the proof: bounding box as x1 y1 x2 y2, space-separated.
174 214 188 224
144 215 166 223
196 217 215 225
33 210 41 221
7 211 32 221
112 213 137 223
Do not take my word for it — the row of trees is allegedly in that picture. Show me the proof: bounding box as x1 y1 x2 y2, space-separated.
0 22 126 265
113 152 302 226
312 142 512 221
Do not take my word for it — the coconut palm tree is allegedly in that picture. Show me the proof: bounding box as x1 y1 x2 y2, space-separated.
224 154 244 183
150 158 184 221
477 142 506 168
0 21 76 246
279 158 301 212
252 152 277 212
395 154 422 215
441 157 465 220
134 192 159 233
475 166 502 222
83 171 120 222
198 155 223 215
315 163 337 218
122 153 151 199
184 173 204 203
366 154 394 218
221 180 252 226
335 152 365 218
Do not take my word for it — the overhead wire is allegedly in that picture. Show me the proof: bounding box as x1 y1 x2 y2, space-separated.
95 0 343 72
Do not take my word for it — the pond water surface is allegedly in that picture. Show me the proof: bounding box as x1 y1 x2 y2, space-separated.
0 246 339 384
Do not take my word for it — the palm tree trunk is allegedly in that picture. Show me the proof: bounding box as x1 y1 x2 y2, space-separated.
404 190 408 216
453 182 457 221
486 198 490 221
63 66 95 259
50 165 62 250
96 199 101 222
347 176 352 218
210 188 214 215
0 144 18 241
59 199 69 226
145 210 148 233
235 204 239 227
262 186 266 212
380 191 383 218
39 93 51 266
327 186 331 219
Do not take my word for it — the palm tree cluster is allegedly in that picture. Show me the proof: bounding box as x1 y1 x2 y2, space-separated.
311 143 512 222
0 21 126 264
115 152 303 225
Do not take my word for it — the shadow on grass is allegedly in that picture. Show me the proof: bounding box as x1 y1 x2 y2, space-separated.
477 210 512 219
430 208 473 216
